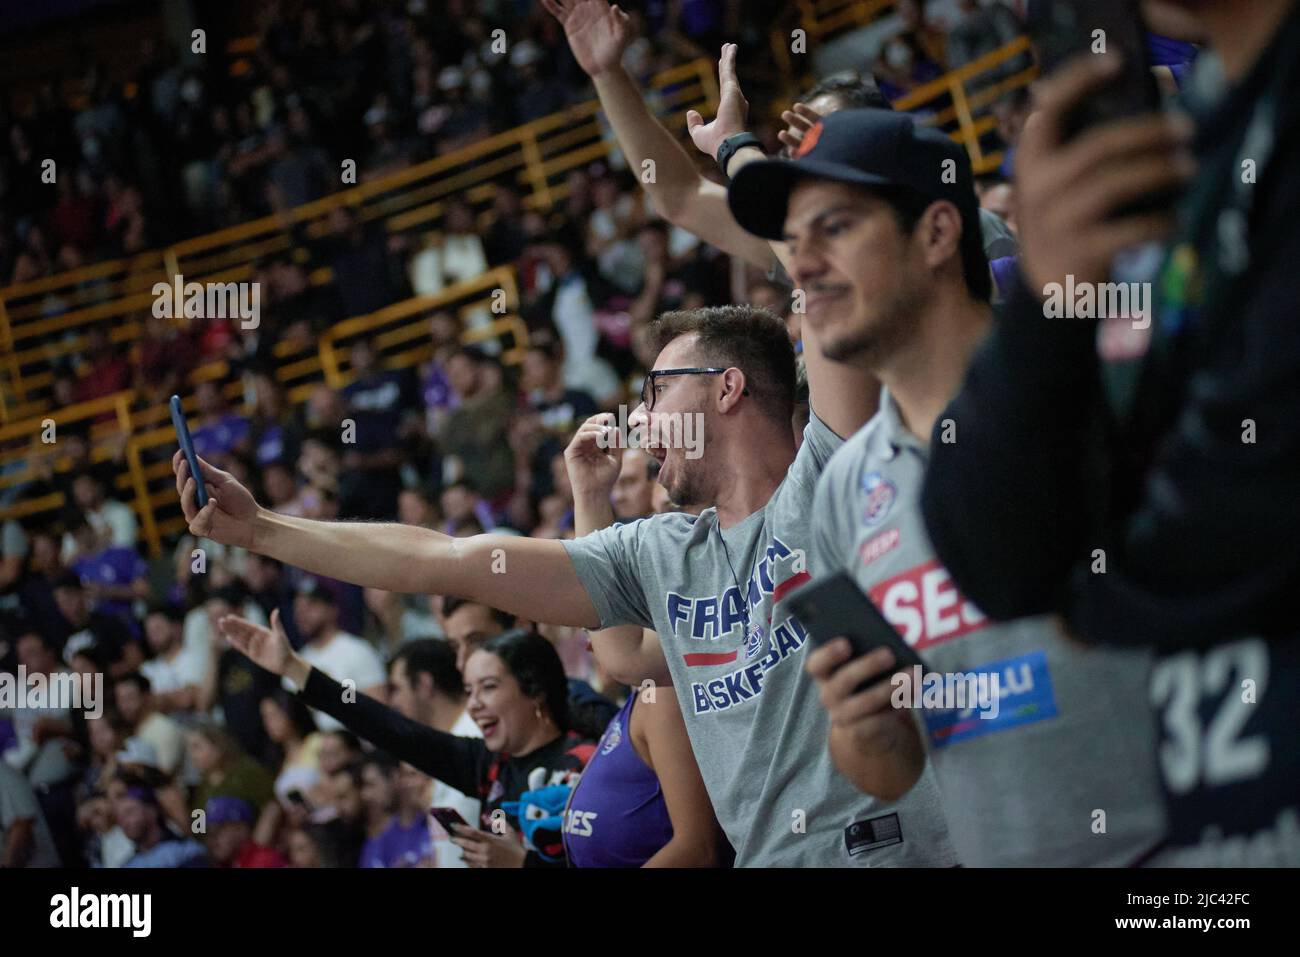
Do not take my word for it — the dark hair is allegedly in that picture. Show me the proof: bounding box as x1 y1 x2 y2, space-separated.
448 346 491 368
652 305 796 424
208 582 249 608
525 328 564 362
441 596 514 631
389 639 464 699
70 468 107 490
116 765 169 796
441 478 480 497
115 672 152 695
144 600 185 623
479 629 571 733
869 187 992 304
264 688 318 740
52 570 84 591
98 708 133 738
800 72 891 111
568 698 615 742
360 751 399 778
301 820 361 868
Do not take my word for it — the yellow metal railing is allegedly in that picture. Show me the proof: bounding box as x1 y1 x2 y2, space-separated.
0 57 718 423
0 267 525 553
770 2 1036 176
892 35 1036 174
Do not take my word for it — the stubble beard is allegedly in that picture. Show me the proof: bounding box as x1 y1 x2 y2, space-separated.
818 282 923 371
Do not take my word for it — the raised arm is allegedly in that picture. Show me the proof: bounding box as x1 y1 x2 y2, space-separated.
566 415 671 686
544 0 772 269
174 451 601 629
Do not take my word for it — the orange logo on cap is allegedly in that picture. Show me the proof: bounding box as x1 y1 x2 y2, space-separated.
794 121 823 159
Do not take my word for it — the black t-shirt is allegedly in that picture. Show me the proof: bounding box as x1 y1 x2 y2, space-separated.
62 611 142 669
529 388 598 436
217 649 279 766
527 388 599 498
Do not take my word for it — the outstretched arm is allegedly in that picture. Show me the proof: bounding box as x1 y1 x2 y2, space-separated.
175 451 601 629
220 612 488 799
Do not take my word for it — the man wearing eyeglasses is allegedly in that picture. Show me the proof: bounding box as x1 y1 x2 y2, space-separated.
174 279 957 868
170 39 960 868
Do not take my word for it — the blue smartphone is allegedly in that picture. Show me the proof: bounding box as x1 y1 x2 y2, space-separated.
170 394 209 508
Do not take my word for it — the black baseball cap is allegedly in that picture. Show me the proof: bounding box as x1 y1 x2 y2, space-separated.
728 109 987 297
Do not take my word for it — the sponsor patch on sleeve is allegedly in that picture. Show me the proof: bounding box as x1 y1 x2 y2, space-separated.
922 650 1059 748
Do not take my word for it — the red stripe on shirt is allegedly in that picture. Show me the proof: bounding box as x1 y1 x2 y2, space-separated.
772 571 812 604
683 651 739 666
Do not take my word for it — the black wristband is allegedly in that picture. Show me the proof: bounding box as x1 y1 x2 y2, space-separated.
716 132 764 182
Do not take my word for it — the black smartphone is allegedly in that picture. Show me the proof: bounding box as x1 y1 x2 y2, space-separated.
429 807 468 834
787 572 925 693
170 394 209 508
1027 0 1163 139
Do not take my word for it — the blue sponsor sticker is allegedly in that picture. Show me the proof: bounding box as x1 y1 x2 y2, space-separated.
922 650 1059 748
860 472 896 526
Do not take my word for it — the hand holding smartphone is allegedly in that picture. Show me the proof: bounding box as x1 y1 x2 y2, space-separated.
429 807 469 836
787 572 925 694
170 394 209 508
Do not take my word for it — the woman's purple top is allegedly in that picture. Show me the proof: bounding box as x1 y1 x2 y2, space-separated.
562 694 674 868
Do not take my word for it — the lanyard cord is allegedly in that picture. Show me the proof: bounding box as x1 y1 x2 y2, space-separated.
716 523 757 639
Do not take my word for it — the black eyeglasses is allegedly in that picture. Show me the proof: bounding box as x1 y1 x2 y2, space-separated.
640 367 749 411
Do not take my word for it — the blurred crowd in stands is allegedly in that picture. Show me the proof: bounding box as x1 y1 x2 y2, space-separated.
0 0 1036 868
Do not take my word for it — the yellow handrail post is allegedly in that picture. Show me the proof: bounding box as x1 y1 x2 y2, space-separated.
163 246 181 283
521 132 554 210
115 394 160 557
949 79 985 169
319 334 344 389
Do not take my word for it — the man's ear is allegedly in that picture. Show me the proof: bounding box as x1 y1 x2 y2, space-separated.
416 671 436 698
717 368 749 413
919 200 963 271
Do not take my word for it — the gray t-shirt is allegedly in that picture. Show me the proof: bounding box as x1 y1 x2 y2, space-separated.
563 413 957 866
813 393 1166 866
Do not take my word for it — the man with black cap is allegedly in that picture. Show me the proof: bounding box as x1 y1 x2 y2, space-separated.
51 571 143 679
725 107 1165 864
173 205 954 864
290 579 386 732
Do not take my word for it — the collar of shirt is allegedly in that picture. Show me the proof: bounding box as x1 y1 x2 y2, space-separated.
865 387 928 463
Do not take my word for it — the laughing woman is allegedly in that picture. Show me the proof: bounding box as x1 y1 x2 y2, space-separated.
218 609 721 867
